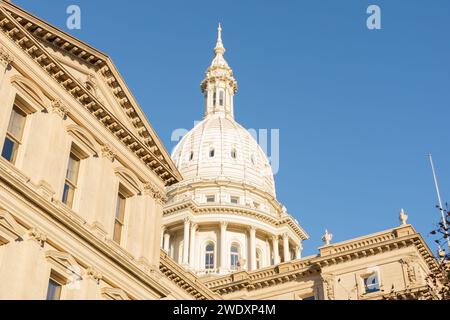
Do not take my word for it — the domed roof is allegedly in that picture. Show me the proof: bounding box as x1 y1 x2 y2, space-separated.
172 114 276 197
171 25 276 198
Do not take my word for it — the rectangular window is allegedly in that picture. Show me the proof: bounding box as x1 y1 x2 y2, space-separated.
219 91 224 106
253 202 260 209
206 195 215 203
1 106 26 164
363 273 380 293
113 189 127 244
62 151 81 208
46 277 62 300
230 196 239 205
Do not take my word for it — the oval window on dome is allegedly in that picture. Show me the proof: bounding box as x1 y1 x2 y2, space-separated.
209 148 215 158
231 148 237 159
189 151 194 161
250 154 255 165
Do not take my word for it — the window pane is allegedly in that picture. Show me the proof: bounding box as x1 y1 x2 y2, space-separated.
62 183 75 207
7 107 26 141
364 275 380 293
115 194 126 222
219 91 224 106
66 153 80 184
113 221 122 244
46 279 62 300
1 137 17 163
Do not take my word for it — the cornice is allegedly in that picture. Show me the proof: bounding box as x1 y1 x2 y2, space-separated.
203 227 439 295
159 250 221 300
163 199 309 240
204 258 320 294
167 179 282 211
0 2 181 186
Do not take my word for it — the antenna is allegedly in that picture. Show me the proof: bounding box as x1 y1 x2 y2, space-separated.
428 153 450 250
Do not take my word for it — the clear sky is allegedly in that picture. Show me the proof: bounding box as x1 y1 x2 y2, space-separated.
14 0 450 256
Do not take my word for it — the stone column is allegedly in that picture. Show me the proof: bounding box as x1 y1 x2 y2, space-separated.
295 241 303 260
272 235 280 265
265 238 271 266
283 233 290 263
182 218 190 265
249 227 256 271
163 232 170 252
189 224 197 269
161 226 166 248
219 222 228 273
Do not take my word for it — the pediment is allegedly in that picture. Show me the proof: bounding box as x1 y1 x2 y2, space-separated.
0 208 24 242
0 1 182 186
45 250 82 277
101 287 130 300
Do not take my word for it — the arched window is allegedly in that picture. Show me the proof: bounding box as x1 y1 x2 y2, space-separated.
256 249 262 269
231 148 237 159
213 92 217 106
209 148 215 158
230 244 240 271
219 91 224 106
205 243 215 270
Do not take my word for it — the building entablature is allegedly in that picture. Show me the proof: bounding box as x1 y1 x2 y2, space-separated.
202 225 440 298
163 200 308 241
167 179 285 216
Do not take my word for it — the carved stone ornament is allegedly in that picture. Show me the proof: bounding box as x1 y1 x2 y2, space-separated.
143 181 167 204
27 227 47 246
100 144 116 161
84 266 103 283
0 47 13 68
49 99 68 119
401 256 420 285
322 275 335 300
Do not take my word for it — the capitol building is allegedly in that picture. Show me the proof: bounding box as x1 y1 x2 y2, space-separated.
162 25 307 276
0 1 444 300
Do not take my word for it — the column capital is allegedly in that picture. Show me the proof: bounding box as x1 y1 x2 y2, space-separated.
84 266 103 283
271 235 279 242
190 223 198 231
100 144 116 162
220 221 228 229
184 217 191 225
27 227 47 247
247 226 256 234
0 47 13 68
49 99 69 119
282 232 289 240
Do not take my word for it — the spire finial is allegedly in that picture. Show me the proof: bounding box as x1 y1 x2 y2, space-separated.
215 23 225 55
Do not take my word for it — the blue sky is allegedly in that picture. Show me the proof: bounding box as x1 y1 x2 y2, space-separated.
15 0 450 256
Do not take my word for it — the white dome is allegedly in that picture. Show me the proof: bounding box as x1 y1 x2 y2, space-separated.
172 114 276 197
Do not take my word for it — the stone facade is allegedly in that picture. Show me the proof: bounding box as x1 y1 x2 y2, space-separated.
0 1 442 300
